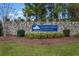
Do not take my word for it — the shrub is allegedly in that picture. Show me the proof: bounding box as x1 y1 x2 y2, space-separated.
74 33 79 38
0 28 3 36
25 32 64 39
17 29 25 37
26 32 34 39
54 32 64 38
0 21 3 36
40 32 47 39
33 32 40 39
26 32 47 39
47 32 64 38
47 32 55 38
63 29 70 37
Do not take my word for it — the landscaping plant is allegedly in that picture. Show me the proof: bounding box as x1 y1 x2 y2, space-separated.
0 21 3 36
63 29 70 37
17 29 25 37
26 32 64 39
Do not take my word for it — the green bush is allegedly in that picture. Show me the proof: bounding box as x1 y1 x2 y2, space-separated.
0 28 3 36
40 32 47 39
26 32 34 39
25 32 64 39
74 33 79 38
54 32 64 38
17 29 25 37
63 29 70 37
47 32 55 38
47 32 64 38
33 32 40 39
0 21 3 36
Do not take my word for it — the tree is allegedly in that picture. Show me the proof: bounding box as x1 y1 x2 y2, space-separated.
68 3 79 21
22 3 34 21
0 3 16 36
53 3 64 21
23 3 47 23
46 3 55 22
4 16 10 22
18 17 25 22
23 3 76 22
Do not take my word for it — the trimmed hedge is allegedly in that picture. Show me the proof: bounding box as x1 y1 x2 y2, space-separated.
17 29 25 37
26 32 64 39
40 32 48 39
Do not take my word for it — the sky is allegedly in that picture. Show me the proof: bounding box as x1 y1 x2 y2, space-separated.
0 3 25 20
13 3 24 10
11 3 25 19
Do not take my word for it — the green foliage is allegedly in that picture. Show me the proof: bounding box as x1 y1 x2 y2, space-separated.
18 17 25 22
63 29 70 37
26 32 32 39
22 3 33 17
26 32 64 39
74 33 79 38
49 18 53 22
47 32 64 38
14 19 19 22
17 29 25 37
5 18 10 22
47 32 55 39
40 32 48 39
23 3 47 22
34 32 40 39
23 3 79 22
41 18 46 22
68 3 79 21
54 32 64 38
53 3 63 20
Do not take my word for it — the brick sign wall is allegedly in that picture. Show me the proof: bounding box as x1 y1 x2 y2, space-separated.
4 21 79 36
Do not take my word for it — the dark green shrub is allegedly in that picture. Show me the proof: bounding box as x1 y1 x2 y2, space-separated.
63 29 70 37
17 29 25 37
0 28 3 36
0 21 3 36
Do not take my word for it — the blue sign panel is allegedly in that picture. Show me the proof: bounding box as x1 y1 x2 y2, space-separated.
32 24 58 32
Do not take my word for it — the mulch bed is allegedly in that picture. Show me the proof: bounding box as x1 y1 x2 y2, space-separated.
0 35 78 45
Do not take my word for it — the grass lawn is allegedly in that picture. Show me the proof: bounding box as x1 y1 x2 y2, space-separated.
0 41 79 56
